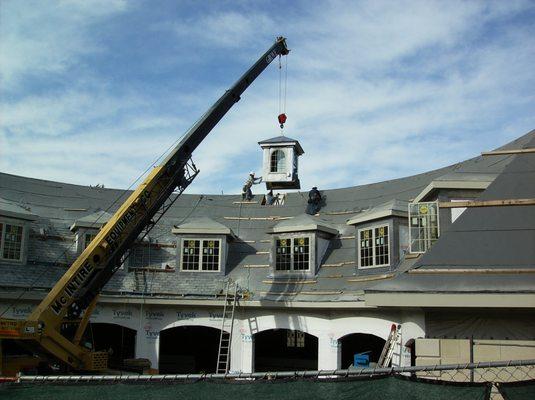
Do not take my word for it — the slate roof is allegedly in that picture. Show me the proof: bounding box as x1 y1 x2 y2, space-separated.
367 131 535 295
0 197 37 220
0 129 534 303
70 210 113 231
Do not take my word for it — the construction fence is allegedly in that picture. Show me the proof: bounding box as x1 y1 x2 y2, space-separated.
1 359 534 400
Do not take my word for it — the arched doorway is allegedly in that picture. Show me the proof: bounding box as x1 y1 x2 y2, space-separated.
339 333 386 369
84 323 136 369
254 329 318 372
159 325 222 374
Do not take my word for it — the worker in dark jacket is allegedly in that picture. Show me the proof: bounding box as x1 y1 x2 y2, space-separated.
306 186 322 214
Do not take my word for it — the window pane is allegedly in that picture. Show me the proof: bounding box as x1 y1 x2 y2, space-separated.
182 239 200 270
275 238 292 270
375 226 389 266
3 224 23 260
270 150 286 173
84 233 97 249
201 240 220 271
409 202 440 253
359 229 373 267
292 237 309 271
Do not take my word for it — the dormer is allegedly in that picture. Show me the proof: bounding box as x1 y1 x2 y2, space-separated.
172 217 235 274
0 197 37 264
347 200 409 271
268 214 338 276
258 135 304 190
70 210 112 253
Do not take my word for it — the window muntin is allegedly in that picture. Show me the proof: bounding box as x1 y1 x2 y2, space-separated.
358 225 389 268
0 222 24 261
409 202 439 253
275 236 310 272
181 238 221 272
270 150 286 173
84 232 97 249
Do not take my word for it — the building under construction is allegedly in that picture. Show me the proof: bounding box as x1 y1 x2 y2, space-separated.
1 126 534 376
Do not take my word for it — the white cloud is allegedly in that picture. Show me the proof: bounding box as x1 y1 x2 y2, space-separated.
0 0 128 88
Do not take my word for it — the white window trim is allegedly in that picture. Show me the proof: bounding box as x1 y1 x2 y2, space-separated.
180 238 222 272
274 235 312 273
357 224 390 269
408 201 440 254
0 219 25 263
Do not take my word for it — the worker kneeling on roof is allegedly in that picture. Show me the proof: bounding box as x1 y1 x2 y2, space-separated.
242 171 262 201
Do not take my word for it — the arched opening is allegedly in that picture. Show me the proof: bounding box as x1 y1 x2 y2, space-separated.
254 329 318 372
84 323 136 369
339 333 386 369
159 325 222 374
270 150 286 173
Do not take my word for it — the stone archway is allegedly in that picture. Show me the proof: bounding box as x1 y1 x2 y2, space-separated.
339 333 386 369
254 329 318 372
158 325 224 374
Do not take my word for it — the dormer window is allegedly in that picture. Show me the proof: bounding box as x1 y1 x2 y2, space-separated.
358 225 389 268
0 222 24 261
275 236 310 272
408 202 439 253
270 150 286 173
181 238 222 272
269 214 338 275
173 217 234 275
83 232 97 250
0 197 36 264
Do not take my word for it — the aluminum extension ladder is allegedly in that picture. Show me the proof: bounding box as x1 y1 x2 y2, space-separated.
216 280 238 374
378 324 400 367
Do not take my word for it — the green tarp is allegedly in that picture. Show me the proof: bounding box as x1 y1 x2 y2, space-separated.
0 376 491 400
498 380 535 400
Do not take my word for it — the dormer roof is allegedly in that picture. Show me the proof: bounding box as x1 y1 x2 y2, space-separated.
269 214 338 235
172 217 235 236
70 210 112 231
0 197 38 221
347 199 408 225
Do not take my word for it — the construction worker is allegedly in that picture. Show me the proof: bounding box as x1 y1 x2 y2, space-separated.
242 172 262 201
266 189 276 205
306 186 322 214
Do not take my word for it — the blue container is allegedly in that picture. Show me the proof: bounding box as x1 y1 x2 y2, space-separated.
354 351 371 367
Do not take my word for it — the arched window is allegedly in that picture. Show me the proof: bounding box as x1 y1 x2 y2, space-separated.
270 150 286 172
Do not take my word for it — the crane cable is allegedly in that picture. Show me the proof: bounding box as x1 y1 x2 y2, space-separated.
277 54 288 132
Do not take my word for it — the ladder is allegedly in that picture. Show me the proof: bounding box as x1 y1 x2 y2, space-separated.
378 324 400 367
216 280 238 374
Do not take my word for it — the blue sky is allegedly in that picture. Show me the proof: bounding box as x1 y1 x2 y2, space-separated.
1 0 534 194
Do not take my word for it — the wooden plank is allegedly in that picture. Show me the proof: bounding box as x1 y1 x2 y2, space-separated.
439 198 535 208
321 261 355 267
481 148 535 156
262 279 317 285
339 235 356 240
409 268 535 274
224 216 293 221
242 264 269 268
347 274 394 282
232 201 259 204
323 210 356 215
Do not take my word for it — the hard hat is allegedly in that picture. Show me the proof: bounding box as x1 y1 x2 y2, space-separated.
250 171 255 175
312 186 317 190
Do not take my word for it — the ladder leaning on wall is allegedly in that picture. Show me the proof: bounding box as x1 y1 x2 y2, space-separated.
378 324 400 367
216 280 239 374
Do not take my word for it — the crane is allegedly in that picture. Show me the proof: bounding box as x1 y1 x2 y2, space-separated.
0 37 289 373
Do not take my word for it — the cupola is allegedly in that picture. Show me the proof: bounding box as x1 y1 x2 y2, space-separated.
258 135 304 190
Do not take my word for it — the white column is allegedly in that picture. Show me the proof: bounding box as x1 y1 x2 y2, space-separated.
318 334 339 370
238 333 254 373
135 326 160 372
